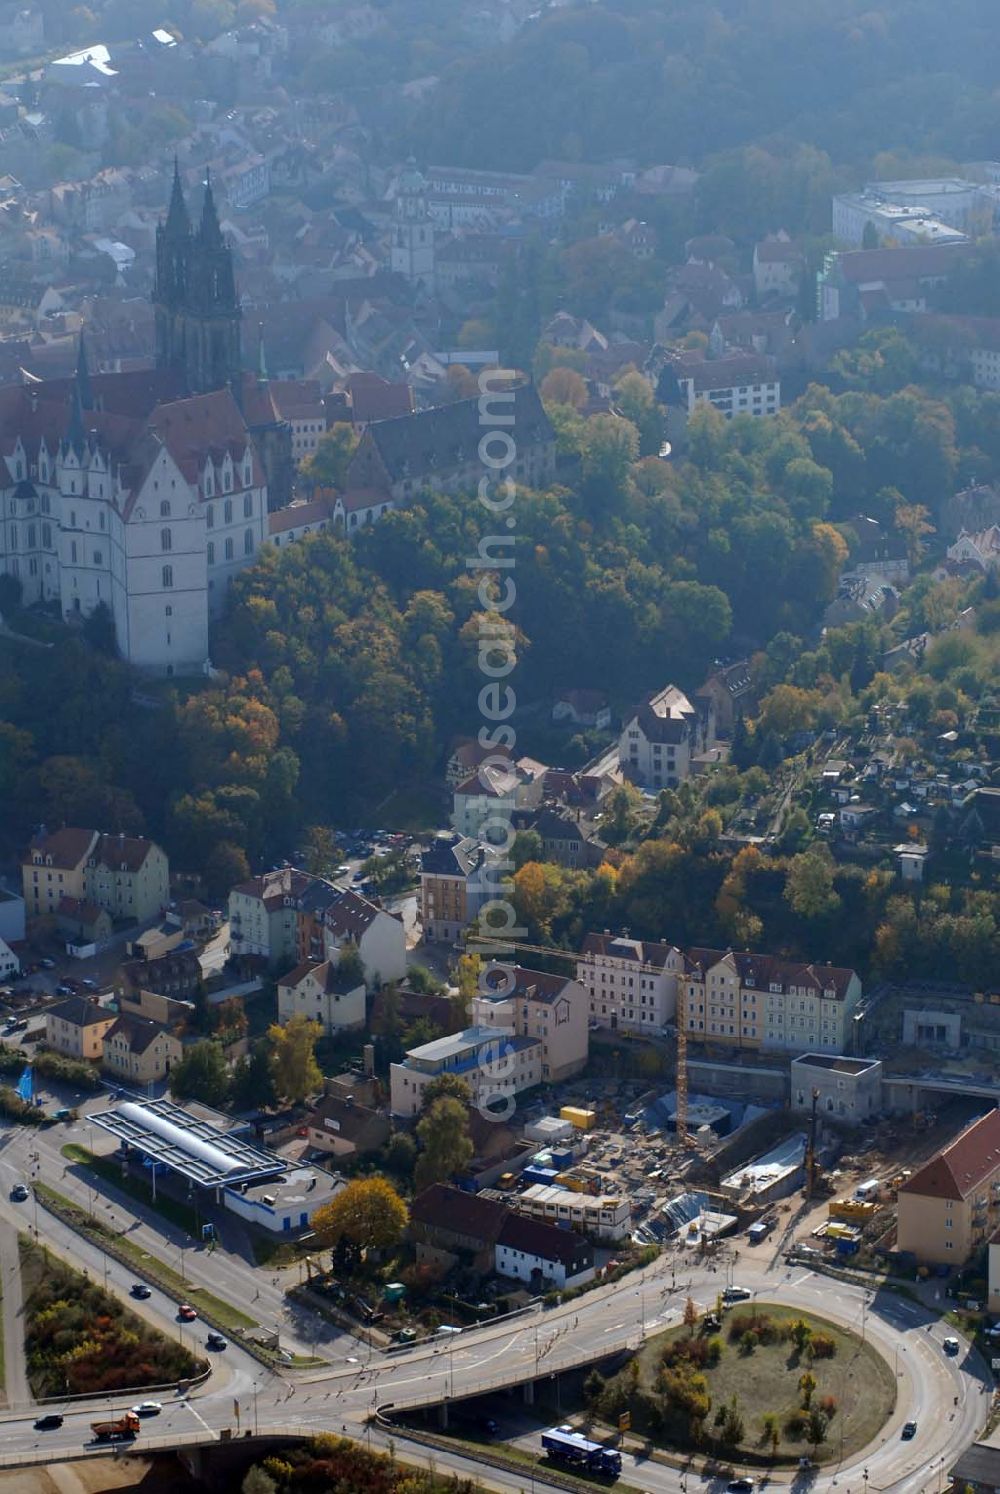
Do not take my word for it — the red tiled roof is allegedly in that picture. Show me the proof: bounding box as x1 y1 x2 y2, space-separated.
25 827 97 871
899 1109 1000 1203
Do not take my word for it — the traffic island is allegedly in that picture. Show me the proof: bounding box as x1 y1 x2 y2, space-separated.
585 1301 895 1467
19 1236 204 1399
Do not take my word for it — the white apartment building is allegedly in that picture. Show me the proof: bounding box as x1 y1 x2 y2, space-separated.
577 932 682 1032
277 959 366 1036
680 947 862 1054
619 684 715 790
0 371 267 675
667 352 780 422
228 866 312 968
472 966 588 1084
389 1026 542 1118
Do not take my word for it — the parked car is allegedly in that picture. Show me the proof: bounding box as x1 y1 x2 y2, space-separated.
55 984 73 996
34 1414 63 1431
728 1480 755 1492
943 1336 960 1355
39 958 56 970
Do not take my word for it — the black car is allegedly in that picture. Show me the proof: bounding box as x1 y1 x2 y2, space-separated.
130 1282 152 1299
34 1414 63 1430
206 1331 228 1350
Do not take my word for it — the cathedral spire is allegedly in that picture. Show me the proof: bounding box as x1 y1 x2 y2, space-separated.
199 167 222 247
257 323 269 384
74 330 93 413
165 156 190 239
65 380 86 459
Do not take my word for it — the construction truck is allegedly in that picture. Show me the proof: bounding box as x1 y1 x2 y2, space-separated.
91 1412 140 1442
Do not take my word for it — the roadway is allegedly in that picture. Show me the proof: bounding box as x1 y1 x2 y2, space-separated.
0 1195 985 1494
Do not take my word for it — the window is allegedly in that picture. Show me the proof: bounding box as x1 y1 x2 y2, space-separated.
161 528 172 552
224 538 234 561
99 510 105 530
207 541 215 566
93 549 102 565
165 605 172 617
160 500 170 517
244 528 253 555
243 493 253 518
70 541 77 564
206 505 214 529
224 499 233 524
27 523 36 547
42 523 51 548
70 510 77 528
162 565 173 589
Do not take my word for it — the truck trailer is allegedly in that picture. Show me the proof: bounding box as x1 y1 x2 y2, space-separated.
541 1425 622 1477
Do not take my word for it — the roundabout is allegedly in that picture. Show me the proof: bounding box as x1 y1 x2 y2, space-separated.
0 1209 987 1494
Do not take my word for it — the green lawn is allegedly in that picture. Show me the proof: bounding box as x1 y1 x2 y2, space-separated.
62 1143 201 1235
593 1302 895 1466
34 1180 257 1333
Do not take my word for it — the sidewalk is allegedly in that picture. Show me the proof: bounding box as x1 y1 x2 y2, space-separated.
0 1219 30 1410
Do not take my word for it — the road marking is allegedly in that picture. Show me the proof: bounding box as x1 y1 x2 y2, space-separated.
182 1400 213 1435
603 1323 625 1334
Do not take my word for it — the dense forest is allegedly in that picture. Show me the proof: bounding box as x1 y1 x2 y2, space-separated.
408 0 1000 179
3 358 1000 886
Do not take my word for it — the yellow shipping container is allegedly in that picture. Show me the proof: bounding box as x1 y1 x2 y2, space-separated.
829 1198 878 1221
559 1106 596 1131
555 1173 586 1192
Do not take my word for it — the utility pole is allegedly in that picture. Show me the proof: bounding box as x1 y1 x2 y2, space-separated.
676 981 688 1145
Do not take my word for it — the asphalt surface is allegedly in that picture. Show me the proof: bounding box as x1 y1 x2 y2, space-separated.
0 1178 985 1494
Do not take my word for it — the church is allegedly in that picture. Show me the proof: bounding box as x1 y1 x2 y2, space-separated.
0 167 292 676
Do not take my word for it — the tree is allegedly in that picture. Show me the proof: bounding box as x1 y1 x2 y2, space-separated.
761 1411 781 1458
790 1318 814 1354
267 1014 322 1102
581 413 640 504
170 1040 230 1104
414 1095 474 1191
806 1407 828 1451
453 952 482 1027
602 782 644 846
231 1039 278 1110
82 601 117 657
334 943 366 991
242 1468 277 1494
302 824 338 878
785 844 841 921
798 1370 817 1408
384 1131 417 1182
683 1296 698 1337
420 1073 471 1111
311 1177 408 1252
301 423 358 488
540 367 588 411
204 840 250 901
512 828 543 870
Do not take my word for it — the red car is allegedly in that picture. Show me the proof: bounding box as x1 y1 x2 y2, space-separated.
177 1304 198 1321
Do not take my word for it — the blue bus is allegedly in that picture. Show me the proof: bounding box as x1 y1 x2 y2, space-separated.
541 1426 622 1477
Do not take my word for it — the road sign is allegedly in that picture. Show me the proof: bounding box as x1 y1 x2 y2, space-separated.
234 1398 240 1419
619 1412 631 1432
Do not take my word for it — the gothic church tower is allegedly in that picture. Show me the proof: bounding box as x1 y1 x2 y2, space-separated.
154 162 242 397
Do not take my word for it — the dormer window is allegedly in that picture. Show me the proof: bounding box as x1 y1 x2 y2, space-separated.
205 470 214 498
160 500 170 518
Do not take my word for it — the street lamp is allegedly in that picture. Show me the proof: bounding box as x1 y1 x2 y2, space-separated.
253 1381 259 1436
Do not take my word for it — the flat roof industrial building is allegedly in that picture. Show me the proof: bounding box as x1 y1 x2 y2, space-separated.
90 1098 286 1188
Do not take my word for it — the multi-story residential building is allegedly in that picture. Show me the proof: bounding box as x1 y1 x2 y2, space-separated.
472 966 588 1085
22 827 96 918
419 833 501 944
452 763 519 840
45 994 116 1060
834 179 990 243
897 1109 1000 1264
494 1212 595 1289
619 684 715 790
390 1025 542 1118
229 866 315 969
83 832 169 923
230 868 405 984
102 1013 183 1087
577 932 682 1033
947 527 1000 573
276 959 366 1036
23 826 169 926
679 948 862 1053
664 350 780 423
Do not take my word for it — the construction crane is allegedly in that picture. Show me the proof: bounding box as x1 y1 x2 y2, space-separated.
469 932 691 1148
